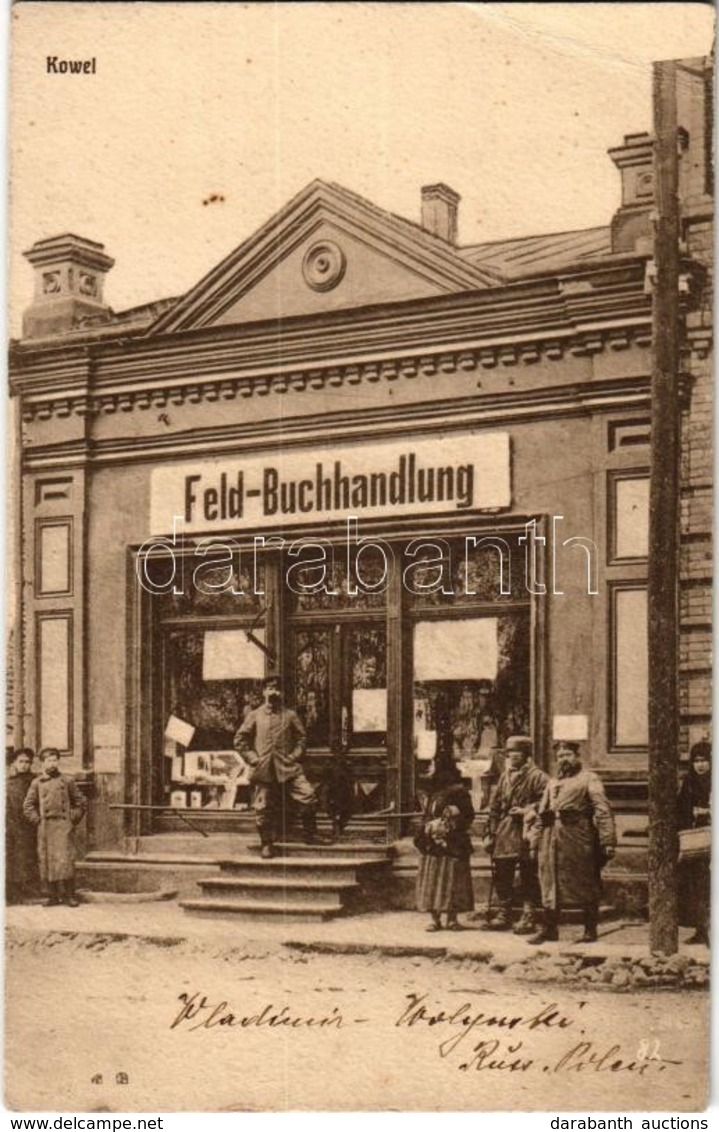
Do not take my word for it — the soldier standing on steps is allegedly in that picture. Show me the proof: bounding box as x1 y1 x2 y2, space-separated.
233 675 318 859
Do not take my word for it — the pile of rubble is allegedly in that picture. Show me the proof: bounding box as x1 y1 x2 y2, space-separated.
495 950 710 991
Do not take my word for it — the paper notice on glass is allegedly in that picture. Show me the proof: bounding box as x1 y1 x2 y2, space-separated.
415 728 437 760
164 714 196 748
93 722 120 748
413 619 498 681
352 687 387 731
203 629 266 680
553 714 589 741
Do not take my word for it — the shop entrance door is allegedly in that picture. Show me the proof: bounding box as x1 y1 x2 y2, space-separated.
290 621 389 818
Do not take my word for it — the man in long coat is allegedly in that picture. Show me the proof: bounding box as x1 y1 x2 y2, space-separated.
6 748 40 903
23 748 86 906
482 735 548 933
528 742 616 944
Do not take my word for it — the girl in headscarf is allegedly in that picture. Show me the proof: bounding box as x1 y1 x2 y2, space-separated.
415 760 475 931
678 741 711 945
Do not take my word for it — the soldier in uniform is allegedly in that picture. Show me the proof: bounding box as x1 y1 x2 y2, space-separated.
234 675 318 858
23 748 86 907
482 735 548 933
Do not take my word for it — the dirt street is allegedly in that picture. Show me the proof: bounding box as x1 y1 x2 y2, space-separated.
5 930 709 1113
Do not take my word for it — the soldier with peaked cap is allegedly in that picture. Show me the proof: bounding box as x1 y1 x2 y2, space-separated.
481 735 548 933
23 748 86 906
234 675 317 858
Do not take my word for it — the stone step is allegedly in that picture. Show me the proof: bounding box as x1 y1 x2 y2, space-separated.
76 859 222 899
199 874 357 892
217 856 387 886
136 833 254 857
264 841 393 860
180 897 343 922
85 851 227 866
196 876 355 907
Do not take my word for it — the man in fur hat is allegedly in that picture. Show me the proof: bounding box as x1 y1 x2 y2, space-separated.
528 741 616 944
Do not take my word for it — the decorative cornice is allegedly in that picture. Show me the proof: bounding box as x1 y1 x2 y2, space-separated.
21 374 653 470
17 324 654 423
10 256 654 396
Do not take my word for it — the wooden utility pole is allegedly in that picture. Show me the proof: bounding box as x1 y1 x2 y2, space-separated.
648 60 681 955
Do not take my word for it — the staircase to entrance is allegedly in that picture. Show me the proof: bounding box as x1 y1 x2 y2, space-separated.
181 841 394 922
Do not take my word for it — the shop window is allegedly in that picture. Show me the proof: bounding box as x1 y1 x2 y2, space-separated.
35 519 72 596
37 613 72 751
162 628 264 809
610 585 649 749
408 534 527 607
609 472 649 563
147 554 265 619
412 611 531 767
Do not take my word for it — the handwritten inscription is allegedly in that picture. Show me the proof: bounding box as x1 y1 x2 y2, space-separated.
394 994 681 1075
169 990 681 1079
453 1039 677 1075
171 992 347 1033
395 993 573 1058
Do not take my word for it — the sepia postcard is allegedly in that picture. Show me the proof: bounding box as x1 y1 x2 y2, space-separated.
4 1 715 1118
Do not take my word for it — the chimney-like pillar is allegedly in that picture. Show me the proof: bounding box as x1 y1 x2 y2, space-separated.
22 234 114 339
421 183 460 244
608 132 655 253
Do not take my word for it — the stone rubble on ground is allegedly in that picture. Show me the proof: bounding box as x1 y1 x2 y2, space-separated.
498 948 709 991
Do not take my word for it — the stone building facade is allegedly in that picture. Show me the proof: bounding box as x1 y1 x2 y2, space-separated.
8 57 712 904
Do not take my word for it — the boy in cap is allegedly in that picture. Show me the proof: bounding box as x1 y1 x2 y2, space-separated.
481 735 547 933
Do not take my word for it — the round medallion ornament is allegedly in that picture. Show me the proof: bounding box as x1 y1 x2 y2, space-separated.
302 241 346 292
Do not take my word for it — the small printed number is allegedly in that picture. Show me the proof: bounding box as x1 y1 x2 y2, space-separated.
637 1038 661 1061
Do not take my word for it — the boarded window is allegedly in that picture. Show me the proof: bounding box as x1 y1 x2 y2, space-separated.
38 614 72 751
612 587 649 748
614 476 649 561
37 521 72 595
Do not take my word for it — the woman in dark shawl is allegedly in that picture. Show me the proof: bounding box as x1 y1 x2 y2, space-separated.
415 760 475 931
678 740 711 946
6 748 40 903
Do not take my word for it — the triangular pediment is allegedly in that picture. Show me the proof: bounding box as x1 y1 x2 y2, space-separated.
148 181 500 334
